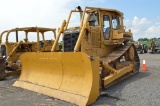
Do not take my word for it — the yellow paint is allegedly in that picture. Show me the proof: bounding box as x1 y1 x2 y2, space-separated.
0 27 57 71
103 63 133 86
14 52 99 106
13 6 139 106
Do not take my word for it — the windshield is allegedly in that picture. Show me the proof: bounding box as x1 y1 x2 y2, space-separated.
66 10 99 29
112 16 120 29
89 13 99 26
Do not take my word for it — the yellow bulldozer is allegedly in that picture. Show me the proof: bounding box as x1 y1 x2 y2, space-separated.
0 27 57 80
14 6 140 106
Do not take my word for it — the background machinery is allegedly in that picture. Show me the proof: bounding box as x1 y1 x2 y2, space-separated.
154 38 160 53
0 27 57 80
134 42 148 54
150 38 160 53
133 38 149 54
14 6 140 106
137 38 151 49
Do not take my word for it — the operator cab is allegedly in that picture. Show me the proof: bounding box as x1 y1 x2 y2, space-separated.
63 7 132 52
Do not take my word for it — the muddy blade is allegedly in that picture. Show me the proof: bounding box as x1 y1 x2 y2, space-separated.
0 58 6 80
13 52 99 106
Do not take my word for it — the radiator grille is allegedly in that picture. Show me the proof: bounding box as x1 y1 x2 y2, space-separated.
64 32 79 52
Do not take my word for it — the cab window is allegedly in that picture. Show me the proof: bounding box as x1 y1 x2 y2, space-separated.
112 16 120 29
89 13 99 26
103 15 110 40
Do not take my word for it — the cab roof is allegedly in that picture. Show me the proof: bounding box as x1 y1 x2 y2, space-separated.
85 6 123 16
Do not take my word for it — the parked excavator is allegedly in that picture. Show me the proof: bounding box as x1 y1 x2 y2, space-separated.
14 6 140 106
0 27 57 80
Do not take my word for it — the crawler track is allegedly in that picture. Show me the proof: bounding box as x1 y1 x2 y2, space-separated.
0 58 6 80
101 44 140 88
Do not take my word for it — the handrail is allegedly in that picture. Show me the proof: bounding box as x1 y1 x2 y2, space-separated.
74 14 90 52
6 40 23 61
51 20 66 52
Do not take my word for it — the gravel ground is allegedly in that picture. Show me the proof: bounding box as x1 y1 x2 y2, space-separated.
0 53 160 106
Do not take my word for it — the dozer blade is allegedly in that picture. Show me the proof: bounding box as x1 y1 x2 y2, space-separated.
0 58 6 80
13 52 99 106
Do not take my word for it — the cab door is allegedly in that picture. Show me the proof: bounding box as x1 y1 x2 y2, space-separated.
101 13 121 44
101 13 112 44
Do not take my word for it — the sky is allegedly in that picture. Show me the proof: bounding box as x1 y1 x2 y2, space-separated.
0 0 160 41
